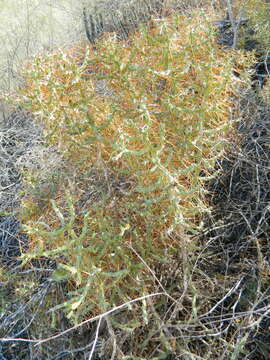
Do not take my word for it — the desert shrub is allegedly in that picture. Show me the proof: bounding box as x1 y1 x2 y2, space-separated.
8 7 255 358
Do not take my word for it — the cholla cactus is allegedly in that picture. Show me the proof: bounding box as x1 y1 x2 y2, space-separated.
83 0 165 43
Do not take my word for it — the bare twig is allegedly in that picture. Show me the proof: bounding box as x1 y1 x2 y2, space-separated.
127 243 177 303
88 317 102 360
225 0 246 49
0 293 165 346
